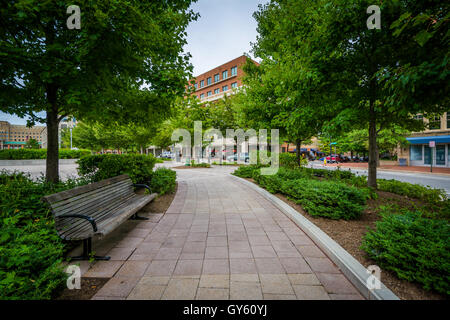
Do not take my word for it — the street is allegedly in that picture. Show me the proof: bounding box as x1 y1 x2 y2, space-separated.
1 161 449 197
308 162 450 197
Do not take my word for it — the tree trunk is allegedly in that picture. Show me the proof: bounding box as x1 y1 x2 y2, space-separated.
295 139 302 166
368 102 377 188
46 106 59 183
376 144 380 167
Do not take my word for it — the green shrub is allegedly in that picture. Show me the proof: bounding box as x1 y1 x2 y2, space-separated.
361 207 450 295
0 149 90 160
150 168 176 196
77 154 156 184
279 153 307 168
377 179 447 204
280 179 366 220
232 165 261 178
0 170 89 299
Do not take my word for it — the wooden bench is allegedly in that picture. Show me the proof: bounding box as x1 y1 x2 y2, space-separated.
42 174 157 261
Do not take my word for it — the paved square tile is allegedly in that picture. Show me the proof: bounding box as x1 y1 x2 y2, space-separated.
288 274 321 286
84 261 124 278
162 278 199 300
230 281 263 300
154 247 182 260
292 285 330 300
316 273 359 294
107 247 135 261
95 277 140 298
205 246 229 259
280 257 312 274
230 259 258 274
116 261 150 278
196 288 229 300
304 257 341 274
145 260 177 276
199 275 230 288
173 260 203 276
251 246 277 258
207 236 228 247
259 274 294 295
254 258 285 274
202 259 230 275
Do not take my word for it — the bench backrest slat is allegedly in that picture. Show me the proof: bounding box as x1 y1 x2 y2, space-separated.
43 174 137 239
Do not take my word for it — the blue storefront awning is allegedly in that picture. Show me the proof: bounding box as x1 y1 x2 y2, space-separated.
406 135 450 144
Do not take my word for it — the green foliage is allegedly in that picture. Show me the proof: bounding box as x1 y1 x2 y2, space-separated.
150 168 176 196
280 179 366 220
25 139 40 149
232 164 265 178
188 160 211 168
279 153 307 168
77 154 156 184
377 179 447 204
0 149 90 160
362 207 450 295
0 171 89 299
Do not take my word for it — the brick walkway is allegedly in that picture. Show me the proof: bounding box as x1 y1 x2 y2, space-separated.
84 167 363 300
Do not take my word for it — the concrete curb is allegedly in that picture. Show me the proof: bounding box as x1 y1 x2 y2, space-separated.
0 159 78 166
231 175 400 300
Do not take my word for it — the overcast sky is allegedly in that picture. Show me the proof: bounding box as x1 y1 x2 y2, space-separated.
0 0 267 125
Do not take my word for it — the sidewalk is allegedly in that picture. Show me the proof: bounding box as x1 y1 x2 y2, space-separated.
82 167 363 300
322 162 450 175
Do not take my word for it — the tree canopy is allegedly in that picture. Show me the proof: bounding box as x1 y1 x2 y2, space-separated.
0 0 198 181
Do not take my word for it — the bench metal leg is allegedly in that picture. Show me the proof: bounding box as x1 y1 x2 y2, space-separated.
130 213 149 220
69 238 111 261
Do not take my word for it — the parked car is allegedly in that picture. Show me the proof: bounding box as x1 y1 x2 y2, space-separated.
226 152 249 163
321 154 343 163
158 151 173 159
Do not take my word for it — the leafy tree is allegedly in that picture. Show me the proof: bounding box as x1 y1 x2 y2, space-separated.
251 0 448 187
0 0 198 182
25 138 40 149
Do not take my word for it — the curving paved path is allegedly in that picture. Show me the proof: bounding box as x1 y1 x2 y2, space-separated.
87 166 364 300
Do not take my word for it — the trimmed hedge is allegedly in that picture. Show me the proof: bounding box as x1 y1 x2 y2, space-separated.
77 154 156 184
0 149 90 160
377 179 446 204
0 170 89 299
362 207 450 295
150 168 176 195
250 168 366 220
279 152 307 168
281 179 367 220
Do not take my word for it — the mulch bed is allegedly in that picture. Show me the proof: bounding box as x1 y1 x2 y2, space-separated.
245 178 447 300
56 278 109 300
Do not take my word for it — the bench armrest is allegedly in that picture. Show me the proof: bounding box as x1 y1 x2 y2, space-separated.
57 214 98 232
133 184 152 194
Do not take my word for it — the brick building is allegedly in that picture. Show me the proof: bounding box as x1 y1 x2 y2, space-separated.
188 55 259 102
0 120 46 150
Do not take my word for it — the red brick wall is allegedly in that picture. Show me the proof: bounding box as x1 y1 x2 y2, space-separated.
188 55 259 99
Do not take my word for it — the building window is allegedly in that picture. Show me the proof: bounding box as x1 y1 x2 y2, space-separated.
222 70 228 79
214 88 220 94
214 74 220 83
207 91 212 97
222 85 228 92
200 93 204 99
194 83 198 90
231 66 237 76
231 82 237 89
429 115 441 130
200 80 204 88
207 77 212 85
